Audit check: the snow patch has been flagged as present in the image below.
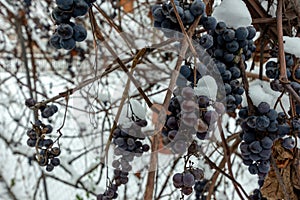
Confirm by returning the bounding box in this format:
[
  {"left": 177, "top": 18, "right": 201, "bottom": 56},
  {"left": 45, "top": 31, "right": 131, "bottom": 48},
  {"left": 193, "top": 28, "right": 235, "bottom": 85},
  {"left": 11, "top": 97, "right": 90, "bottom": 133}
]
[
  {"left": 212, "top": 0, "right": 252, "bottom": 29},
  {"left": 195, "top": 75, "right": 218, "bottom": 100},
  {"left": 283, "top": 36, "right": 300, "bottom": 58}
]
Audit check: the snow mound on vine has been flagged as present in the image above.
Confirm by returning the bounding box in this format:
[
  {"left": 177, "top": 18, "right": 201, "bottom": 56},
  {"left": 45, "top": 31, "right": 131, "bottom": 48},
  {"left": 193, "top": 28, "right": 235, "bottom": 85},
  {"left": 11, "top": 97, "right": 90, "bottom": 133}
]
[
  {"left": 245, "top": 79, "right": 289, "bottom": 113},
  {"left": 283, "top": 36, "right": 300, "bottom": 58},
  {"left": 212, "top": 0, "right": 252, "bottom": 29},
  {"left": 195, "top": 75, "right": 218, "bottom": 100}
]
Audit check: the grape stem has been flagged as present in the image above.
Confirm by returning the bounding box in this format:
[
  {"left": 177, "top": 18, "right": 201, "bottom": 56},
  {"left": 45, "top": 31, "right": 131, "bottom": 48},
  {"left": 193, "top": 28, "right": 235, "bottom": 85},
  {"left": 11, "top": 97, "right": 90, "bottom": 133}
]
[{"left": 239, "top": 55, "right": 255, "bottom": 115}]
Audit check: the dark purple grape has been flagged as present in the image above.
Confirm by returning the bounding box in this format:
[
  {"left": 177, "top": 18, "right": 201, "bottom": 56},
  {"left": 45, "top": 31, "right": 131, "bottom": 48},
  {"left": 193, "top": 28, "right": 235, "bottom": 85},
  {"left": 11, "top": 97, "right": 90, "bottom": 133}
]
[
  {"left": 249, "top": 141, "right": 262, "bottom": 154},
  {"left": 182, "top": 186, "right": 193, "bottom": 195},
  {"left": 168, "top": 130, "right": 178, "bottom": 140},
  {"left": 240, "top": 142, "right": 251, "bottom": 155},
  {"left": 246, "top": 116, "right": 257, "bottom": 128},
  {"left": 25, "top": 98, "right": 37, "bottom": 107},
  {"left": 167, "top": 116, "right": 178, "bottom": 129},
  {"left": 248, "top": 163, "right": 258, "bottom": 174},
  {"left": 142, "top": 144, "right": 150, "bottom": 152},
  {"left": 235, "top": 27, "right": 249, "bottom": 41},
  {"left": 27, "top": 138, "right": 36, "bottom": 147},
  {"left": 266, "top": 109, "right": 278, "bottom": 121},
  {"left": 180, "top": 65, "right": 192, "bottom": 78},
  {"left": 258, "top": 160, "right": 270, "bottom": 173},
  {"left": 222, "top": 29, "right": 235, "bottom": 42},
  {"left": 195, "top": 119, "right": 208, "bottom": 133},
  {"left": 114, "top": 138, "right": 125, "bottom": 146},
  {"left": 226, "top": 40, "right": 239, "bottom": 53},
  {"left": 260, "top": 136, "right": 273, "bottom": 149},
  {"left": 282, "top": 137, "right": 295, "bottom": 149},
  {"left": 46, "top": 164, "right": 54, "bottom": 172},
  {"left": 183, "top": 10, "right": 194, "bottom": 24},
  {"left": 242, "top": 131, "right": 256, "bottom": 143},
  {"left": 52, "top": 7, "right": 71, "bottom": 24},
  {"left": 229, "top": 66, "right": 241, "bottom": 79},
  {"left": 257, "top": 102, "right": 270, "bottom": 114},
  {"left": 201, "top": 16, "right": 217, "bottom": 30},
  {"left": 60, "top": 38, "right": 76, "bottom": 50},
  {"left": 153, "top": 7, "right": 165, "bottom": 22},
  {"left": 249, "top": 153, "right": 261, "bottom": 161},
  {"left": 247, "top": 26, "right": 256, "bottom": 40},
  {"left": 190, "top": 168, "right": 204, "bottom": 180},
  {"left": 277, "top": 123, "right": 290, "bottom": 137},
  {"left": 56, "top": 0, "right": 73, "bottom": 10},
  {"left": 256, "top": 116, "right": 270, "bottom": 130},
  {"left": 45, "top": 124, "right": 53, "bottom": 134},
  {"left": 183, "top": 172, "right": 195, "bottom": 187},
  {"left": 259, "top": 149, "right": 271, "bottom": 159},
  {"left": 169, "top": 6, "right": 184, "bottom": 23},
  {"left": 196, "top": 132, "right": 207, "bottom": 140},
  {"left": 199, "top": 34, "right": 213, "bottom": 49},
  {"left": 72, "top": 24, "right": 87, "bottom": 42},
  {"left": 57, "top": 24, "right": 73, "bottom": 39},
  {"left": 215, "top": 21, "right": 227, "bottom": 34},
  {"left": 243, "top": 159, "right": 253, "bottom": 166},
  {"left": 239, "top": 107, "right": 248, "bottom": 119},
  {"left": 72, "top": 0, "right": 89, "bottom": 17},
  {"left": 198, "top": 96, "right": 210, "bottom": 108},
  {"left": 51, "top": 158, "right": 60, "bottom": 166},
  {"left": 190, "top": 0, "right": 205, "bottom": 16},
  {"left": 173, "top": 173, "right": 183, "bottom": 186}
]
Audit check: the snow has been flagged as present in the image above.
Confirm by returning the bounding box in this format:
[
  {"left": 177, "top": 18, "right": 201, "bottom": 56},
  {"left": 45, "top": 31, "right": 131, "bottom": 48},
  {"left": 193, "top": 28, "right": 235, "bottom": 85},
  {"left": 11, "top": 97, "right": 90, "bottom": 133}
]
[
  {"left": 259, "top": 0, "right": 277, "bottom": 17},
  {"left": 212, "top": 0, "right": 252, "bottom": 29},
  {"left": 195, "top": 75, "right": 218, "bottom": 100},
  {"left": 245, "top": 79, "right": 289, "bottom": 112},
  {"left": 283, "top": 36, "right": 300, "bottom": 58}
]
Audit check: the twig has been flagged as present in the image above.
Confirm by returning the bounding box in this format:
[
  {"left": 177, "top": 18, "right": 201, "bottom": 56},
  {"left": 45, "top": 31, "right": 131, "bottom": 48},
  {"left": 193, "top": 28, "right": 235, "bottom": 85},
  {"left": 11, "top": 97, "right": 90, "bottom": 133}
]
[
  {"left": 217, "top": 119, "right": 247, "bottom": 200},
  {"left": 239, "top": 56, "right": 255, "bottom": 115},
  {"left": 277, "top": 0, "right": 288, "bottom": 83}
]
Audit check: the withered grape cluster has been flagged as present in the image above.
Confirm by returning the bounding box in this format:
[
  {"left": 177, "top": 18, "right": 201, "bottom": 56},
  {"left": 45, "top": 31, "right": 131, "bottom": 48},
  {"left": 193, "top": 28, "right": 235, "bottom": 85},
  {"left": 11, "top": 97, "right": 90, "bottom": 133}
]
[{"left": 25, "top": 99, "right": 60, "bottom": 172}]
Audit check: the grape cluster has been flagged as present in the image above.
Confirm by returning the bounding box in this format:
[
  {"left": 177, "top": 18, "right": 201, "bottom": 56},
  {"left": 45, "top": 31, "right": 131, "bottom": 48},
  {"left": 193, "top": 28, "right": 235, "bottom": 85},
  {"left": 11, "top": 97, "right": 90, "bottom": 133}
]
[
  {"left": 172, "top": 167, "right": 204, "bottom": 195},
  {"left": 162, "top": 86, "right": 223, "bottom": 154},
  {"left": 49, "top": 0, "right": 92, "bottom": 50},
  {"left": 25, "top": 99, "right": 60, "bottom": 172},
  {"left": 194, "top": 179, "right": 209, "bottom": 200},
  {"left": 26, "top": 120, "right": 61, "bottom": 172},
  {"left": 152, "top": 0, "right": 256, "bottom": 113},
  {"left": 152, "top": 0, "right": 206, "bottom": 37},
  {"left": 238, "top": 102, "right": 287, "bottom": 185},
  {"left": 205, "top": 22, "right": 256, "bottom": 112},
  {"left": 97, "top": 120, "right": 150, "bottom": 199}
]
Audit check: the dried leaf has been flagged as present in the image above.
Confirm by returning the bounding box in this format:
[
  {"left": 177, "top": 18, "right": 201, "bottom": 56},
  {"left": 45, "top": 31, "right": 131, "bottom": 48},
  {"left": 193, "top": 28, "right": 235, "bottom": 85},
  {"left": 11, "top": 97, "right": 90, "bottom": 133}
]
[
  {"left": 292, "top": 150, "right": 300, "bottom": 190},
  {"left": 120, "top": 0, "right": 134, "bottom": 13}
]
